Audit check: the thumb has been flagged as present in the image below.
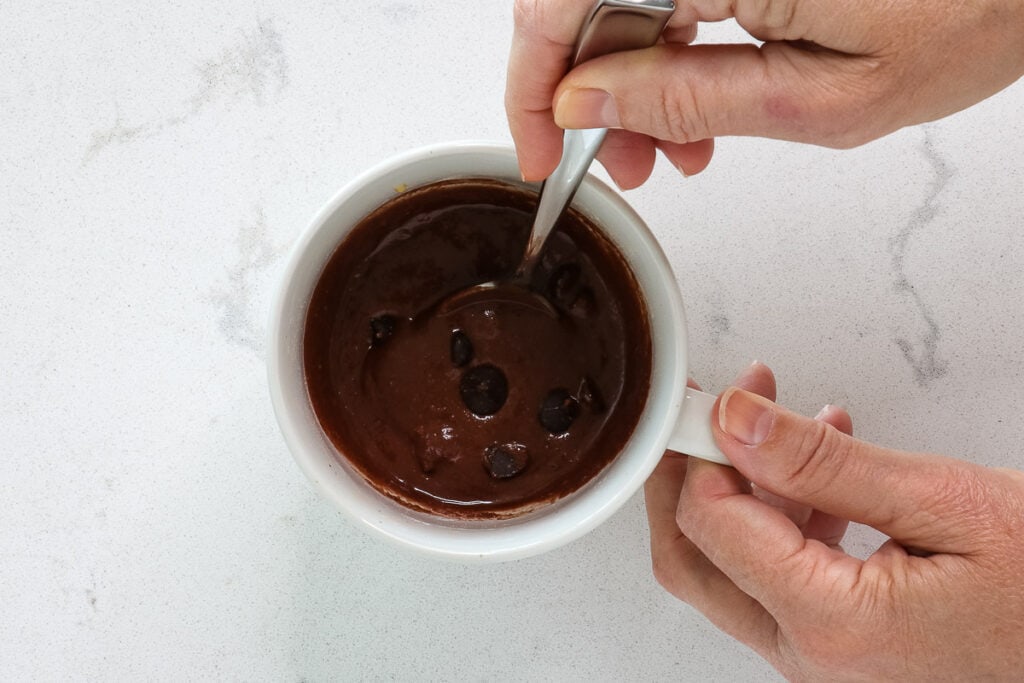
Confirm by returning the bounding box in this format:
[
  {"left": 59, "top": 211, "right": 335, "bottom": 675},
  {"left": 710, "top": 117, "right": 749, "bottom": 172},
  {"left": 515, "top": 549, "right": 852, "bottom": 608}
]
[
  {"left": 714, "top": 388, "right": 998, "bottom": 554},
  {"left": 552, "top": 43, "right": 890, "bottom": 149}
]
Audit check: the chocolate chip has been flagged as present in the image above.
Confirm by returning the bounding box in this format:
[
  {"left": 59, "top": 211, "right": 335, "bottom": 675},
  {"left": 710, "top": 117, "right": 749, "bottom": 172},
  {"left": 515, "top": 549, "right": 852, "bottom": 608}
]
[
  {"left": 369, "top": 314, "right": 397, "bottom": 347},
  {"left": 539, "top": 388, "right": 580, "bottom": 434},
  {"left": 548, "top": 262, "right": 582, "bottom": 307},
  {"left": 483, "top": 443, "right": 529, "bottom": 479},
  {"left": 450, "top": 329, "right": 474, "bottom": 367},
  {"left": 577, "top": 376, "right": 606, "bottom": 413},
  {"left": 459, "top": 364, "right": 508, "bottom": 417}
]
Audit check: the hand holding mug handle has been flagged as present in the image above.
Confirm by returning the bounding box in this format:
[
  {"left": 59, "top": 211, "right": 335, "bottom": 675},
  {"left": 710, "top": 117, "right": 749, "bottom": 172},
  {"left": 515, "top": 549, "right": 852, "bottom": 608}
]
[{"left": 647, "top": 361, "right": 1024, "bottom": 680}]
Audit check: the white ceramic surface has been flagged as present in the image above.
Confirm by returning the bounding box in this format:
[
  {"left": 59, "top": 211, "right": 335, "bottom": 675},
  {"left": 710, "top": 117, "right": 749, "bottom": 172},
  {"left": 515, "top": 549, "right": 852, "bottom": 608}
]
[{"left": 3, "top": 2, "right": 1024, "bottom": 679}]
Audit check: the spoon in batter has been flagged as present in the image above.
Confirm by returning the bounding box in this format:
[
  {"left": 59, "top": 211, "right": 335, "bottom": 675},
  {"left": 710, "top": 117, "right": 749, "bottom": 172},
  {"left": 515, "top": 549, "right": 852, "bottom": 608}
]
[{"left": 439, "top": 0, "right": 675, "bottom": 315}]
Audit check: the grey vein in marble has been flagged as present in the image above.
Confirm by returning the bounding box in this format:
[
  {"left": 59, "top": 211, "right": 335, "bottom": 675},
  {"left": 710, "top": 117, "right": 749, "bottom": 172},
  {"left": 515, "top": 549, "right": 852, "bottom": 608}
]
[
  {"left": 84, "top": 18, "right": 288, "bottom": 163},
  {"left": 696, "top": 284, "right": 732, "bottom": 348},
  {"left": 186, "top": 18, "right": 289, "bottom": 113},
  {"left": 210, "top": 205, "right": 286, "bottom": 355},
  {"left": 889, "top": 127, "right": 950, "bottom": 386},
  {"left": 82, "top": 118, "right": 155, "bottom": 164},
  {"left": 380, "top": 2, "right": 421, "bottom": 24}
]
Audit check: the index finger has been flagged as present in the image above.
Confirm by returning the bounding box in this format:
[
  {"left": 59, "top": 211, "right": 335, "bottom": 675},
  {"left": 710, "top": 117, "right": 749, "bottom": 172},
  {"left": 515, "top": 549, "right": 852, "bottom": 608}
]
[
  {"left": 506, "top": 1, "right": 593, "bottom": 181},
  {"left": 678, "top": 455, "right": 863, "bottom": 620}
]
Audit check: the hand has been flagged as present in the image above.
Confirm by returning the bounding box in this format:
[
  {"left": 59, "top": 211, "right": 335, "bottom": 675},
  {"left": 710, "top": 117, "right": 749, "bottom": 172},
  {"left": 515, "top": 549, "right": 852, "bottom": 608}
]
[
  {"left": 507, "top": 0, "right": 1024, "bottom": 187},
  {"left": 645, "top": 362, "right": 1024, "bottom": 680}
]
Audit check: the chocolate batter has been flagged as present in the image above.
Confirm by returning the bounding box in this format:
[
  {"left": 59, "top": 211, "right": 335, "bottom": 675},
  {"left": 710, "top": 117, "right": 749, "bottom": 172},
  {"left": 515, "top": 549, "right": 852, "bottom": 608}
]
[{"left": 304, "top": 179, "right": 651, "bottom": 518}]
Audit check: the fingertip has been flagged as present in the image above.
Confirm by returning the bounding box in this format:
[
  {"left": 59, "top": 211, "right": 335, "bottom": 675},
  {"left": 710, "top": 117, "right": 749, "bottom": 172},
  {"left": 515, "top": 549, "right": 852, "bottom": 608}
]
[
  {"left": 605, "top": 167, "right": 651, "bottom": 191},
  {"left": 595, "top": 130, "right": 656, "bottom": 190},
  {"left": 657, "top": 138, "right": 715, "bottom": 177},
  {"left": 730, "top": 360, "right": 777, "bottom": 401},
  {"left": 519, "top": 164, "right": 552, "bottom": 184},
  {"left": 512, "top": 135, "right": 562, "bottom": 183},
  {"left": 661, "top": 23, "right": 698, "bottom": 45},
  {"left": 815, "top": 404, "right": 853, "bottom": 435}
]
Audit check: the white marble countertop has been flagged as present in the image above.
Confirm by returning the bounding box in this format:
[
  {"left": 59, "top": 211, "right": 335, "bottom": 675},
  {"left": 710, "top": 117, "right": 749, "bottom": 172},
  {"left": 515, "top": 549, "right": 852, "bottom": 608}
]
[{"left": 3, "top": 2, "right": 1023, "bottom": 680}]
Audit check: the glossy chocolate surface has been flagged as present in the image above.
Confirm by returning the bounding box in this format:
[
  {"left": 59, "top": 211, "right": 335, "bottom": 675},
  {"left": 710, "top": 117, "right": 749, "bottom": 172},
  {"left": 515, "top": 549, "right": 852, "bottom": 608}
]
[{"left": 304, "top": 179, "right": 651, "bottom": 518}]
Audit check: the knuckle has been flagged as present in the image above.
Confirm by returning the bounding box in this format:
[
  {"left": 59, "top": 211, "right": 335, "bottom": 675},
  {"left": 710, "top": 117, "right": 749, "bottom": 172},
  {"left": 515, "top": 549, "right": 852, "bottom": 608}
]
[
  {"left": 784, "top": 588, "right": 899, "bottom": 677},
  {"left": 777, "top": 0, "right": 800, "bottom": 33},
  {"left": 649, "top": 539, "right": 703, "bottom": 601},
  {"left": 511, "top": 0, "right": 540, "bottom": 29},
  {"left": 925, "top": 465, "right": 989, "bottom": 516},
  {"left": 738, "top": 0, "right": 799, "bottom": 34},
  {"left": 650, "top": 550, "right": 679, "bottom": 594},
  {"left": 674, "top": 499, "right": 695, "bottom": 536},
  {"left": 915, "top": 464, "right": 1007, "bottom": 542},
  {"left": 774, "top": 561, "right": 916, "bottom": 679},
  {"left": 810, "top": 62, "right": 895, "bottom": 148},
  {"left": 674, "top": 474, "right": 711, "bottom": 537},
  {"left": 511, "top": 0, "right": 562, "bottom": 42},
  {"left": 652, "top": 80, "right": 709, "bottom": 143},
  {"left": 762, "top": 47, "right": 895, "bottom": 149},
  {"left": 996, "top": 469, "right": 1024, "bottom": 532},
  {"left": 784, "top": 420, "right": 851, "bottom": 498}
]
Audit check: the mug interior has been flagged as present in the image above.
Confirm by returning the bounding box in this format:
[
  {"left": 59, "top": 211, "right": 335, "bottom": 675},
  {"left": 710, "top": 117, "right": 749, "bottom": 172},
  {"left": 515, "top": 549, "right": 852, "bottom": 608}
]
[{"left": 267, "top": 141, "right": 689, "bottom": 561}]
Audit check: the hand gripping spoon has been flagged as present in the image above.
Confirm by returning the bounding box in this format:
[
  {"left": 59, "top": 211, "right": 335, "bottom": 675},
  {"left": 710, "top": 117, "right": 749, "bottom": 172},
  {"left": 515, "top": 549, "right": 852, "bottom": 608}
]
[
  {"left": 436, "top": 0, "right": 675, "bottom": 317},
  {"left": 518, "top": 0, "right": 676, "bottom": 277}
]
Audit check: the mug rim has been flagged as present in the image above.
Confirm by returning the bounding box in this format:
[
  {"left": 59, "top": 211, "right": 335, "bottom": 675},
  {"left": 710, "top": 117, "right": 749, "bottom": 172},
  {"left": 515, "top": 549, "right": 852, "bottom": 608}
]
[{"left": 267, "top": 140, "right": 689, "bottom": 561}]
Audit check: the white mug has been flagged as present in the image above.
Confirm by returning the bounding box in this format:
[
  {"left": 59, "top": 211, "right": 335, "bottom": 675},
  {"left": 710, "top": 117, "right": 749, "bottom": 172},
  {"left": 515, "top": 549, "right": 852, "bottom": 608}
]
[{"left": 267, "top": 141, "right": 727, "bottom": 562}]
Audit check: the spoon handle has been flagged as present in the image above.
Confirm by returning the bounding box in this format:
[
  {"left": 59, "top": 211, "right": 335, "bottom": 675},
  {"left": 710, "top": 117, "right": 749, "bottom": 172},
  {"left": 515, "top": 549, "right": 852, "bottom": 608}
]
[
  {"left": 520, "top": 128, "right": 608, "bottom": 268},
  {"left": 519, "top": 0, "right": 675, "bottom": 271}
]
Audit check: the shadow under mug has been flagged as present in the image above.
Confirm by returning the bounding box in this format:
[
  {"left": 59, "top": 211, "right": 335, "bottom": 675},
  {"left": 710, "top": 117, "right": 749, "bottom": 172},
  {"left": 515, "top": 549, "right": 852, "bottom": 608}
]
[{"left": 267, "top": 141, "right": 728, "bottom": 562}]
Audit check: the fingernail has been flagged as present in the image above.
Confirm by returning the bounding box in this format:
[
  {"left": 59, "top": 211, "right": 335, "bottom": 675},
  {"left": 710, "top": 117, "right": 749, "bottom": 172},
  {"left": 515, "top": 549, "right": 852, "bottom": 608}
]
[
  {"left": 814, "top": 404, "right": 833, "bottom": 420},
  {"left": 718, "top": 388, "right": 774, "bottom": 446},
  {"left": 554, "top": 88, "right": 620, "bottom": 129}
]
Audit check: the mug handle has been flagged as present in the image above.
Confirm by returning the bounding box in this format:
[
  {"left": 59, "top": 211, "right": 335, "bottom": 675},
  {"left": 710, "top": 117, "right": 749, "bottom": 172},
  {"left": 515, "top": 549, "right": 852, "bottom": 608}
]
[{"left": 667, "top": 387, "right": 731, "bottom": 465}]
